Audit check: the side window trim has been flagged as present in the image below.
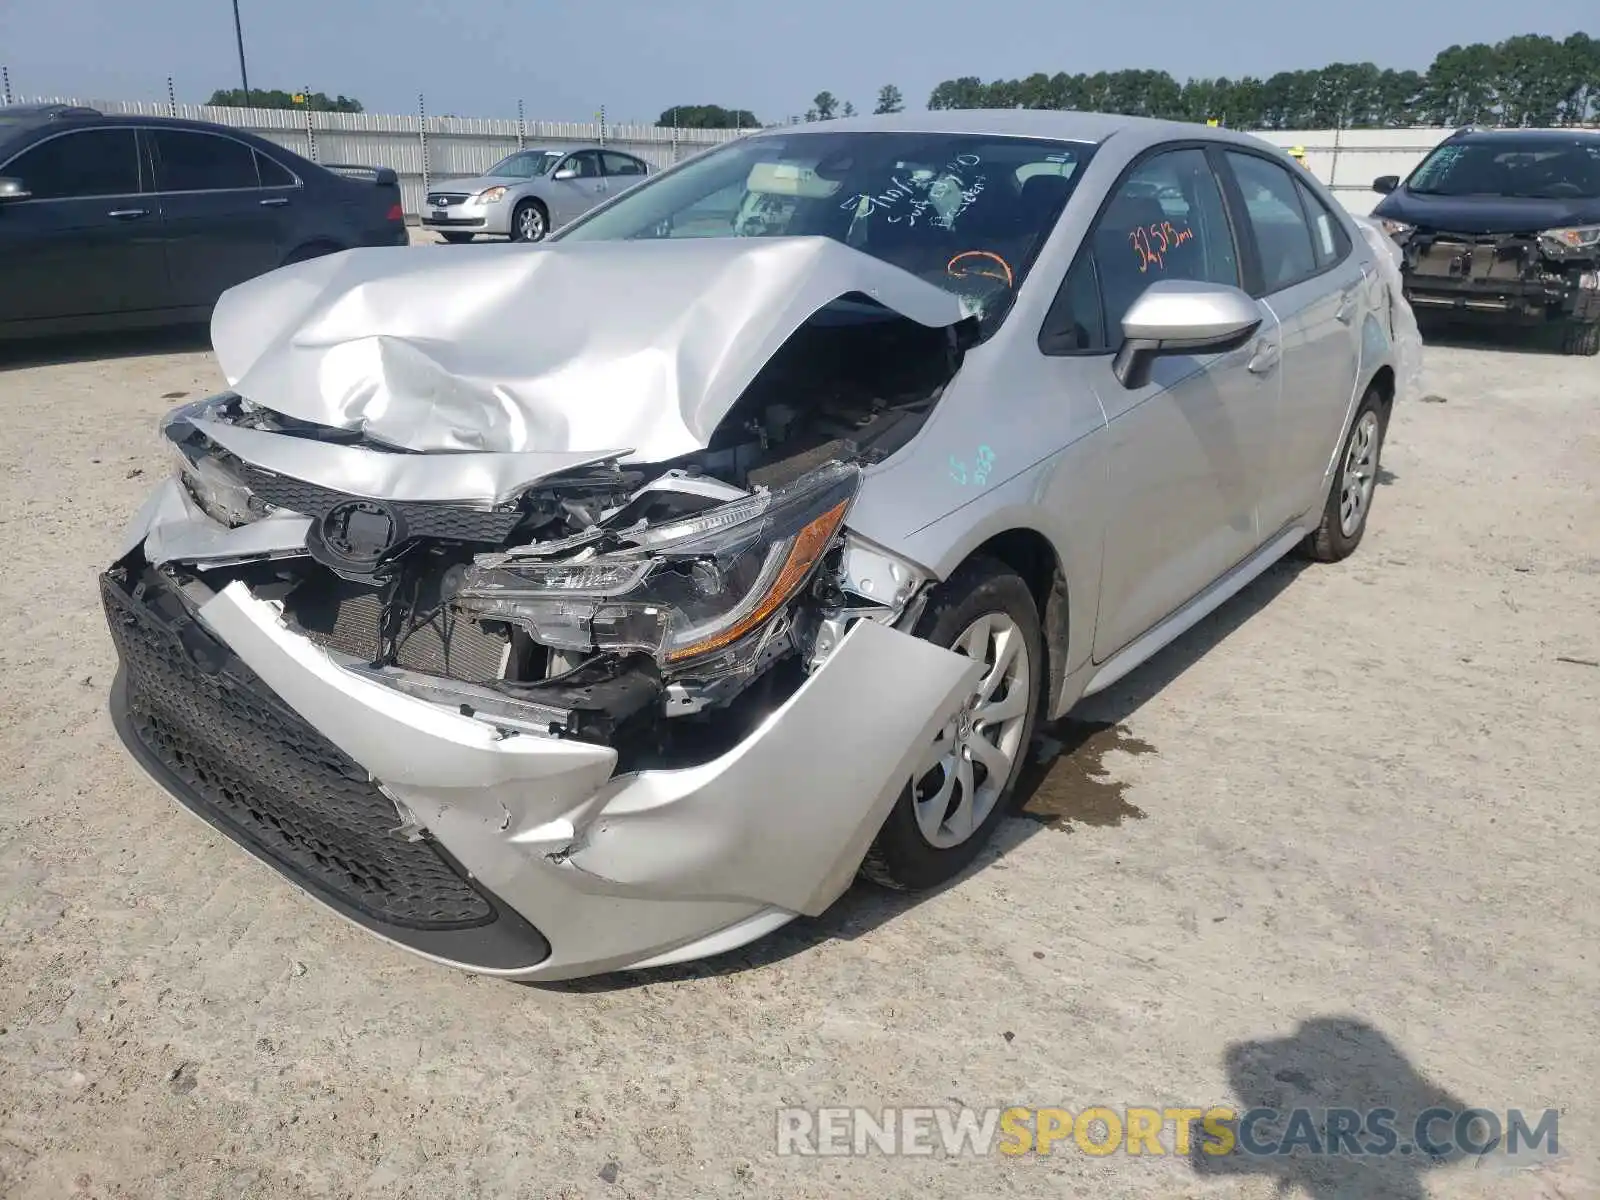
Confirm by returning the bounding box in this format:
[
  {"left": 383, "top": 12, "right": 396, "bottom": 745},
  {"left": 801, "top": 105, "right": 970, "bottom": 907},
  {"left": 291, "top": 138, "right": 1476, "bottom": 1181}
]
[
  {"left": 0, "top": 126, "right": 147, "bottom": 200},
  {"left": 1038, "top": 139, "right": 1245, "bottom": 358},
  {"left": 1215, "top": 147, "right": 1345, "bottom": 295},
  {"left": 144, "top": 126, "right": 284, "bottom": 195}
]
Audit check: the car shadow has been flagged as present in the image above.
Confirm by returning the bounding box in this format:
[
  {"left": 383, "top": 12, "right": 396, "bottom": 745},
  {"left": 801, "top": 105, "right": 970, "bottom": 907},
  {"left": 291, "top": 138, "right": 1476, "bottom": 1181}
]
[
  {"left": 538, "top": 556, "right": 1312, "bottom": 993},
  {"left": 0, "top": 324, "right": 213, "bottom": 372},
  {"left": 1185, "top": 1015, "right": 1564, "bottom": 1198},
  {"left": 1417, "top": 321, "right": 1566, "bottom": 357}
]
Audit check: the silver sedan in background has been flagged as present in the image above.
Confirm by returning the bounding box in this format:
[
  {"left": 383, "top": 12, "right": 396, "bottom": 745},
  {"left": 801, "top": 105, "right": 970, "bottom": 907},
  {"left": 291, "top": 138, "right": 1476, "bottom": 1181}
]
[{"left": 421, "top": 144, "right": 652, "bottom": 243}]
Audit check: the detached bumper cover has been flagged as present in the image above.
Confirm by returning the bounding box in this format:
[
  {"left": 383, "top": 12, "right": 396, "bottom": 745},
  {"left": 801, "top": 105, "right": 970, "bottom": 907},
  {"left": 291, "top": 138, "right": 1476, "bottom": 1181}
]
[
  {"left": 1401, "top": 234, "right": 1600, "bottom": 322},
  {"left": 103, "top": 563, "right": 977, "bottom": 979}
]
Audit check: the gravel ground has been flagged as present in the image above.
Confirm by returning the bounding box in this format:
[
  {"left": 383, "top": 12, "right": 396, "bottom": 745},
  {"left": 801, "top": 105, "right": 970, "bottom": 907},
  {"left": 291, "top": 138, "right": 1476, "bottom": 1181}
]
[{"left": 0, "top": 317, "right": 1596, "bottom": 1199}]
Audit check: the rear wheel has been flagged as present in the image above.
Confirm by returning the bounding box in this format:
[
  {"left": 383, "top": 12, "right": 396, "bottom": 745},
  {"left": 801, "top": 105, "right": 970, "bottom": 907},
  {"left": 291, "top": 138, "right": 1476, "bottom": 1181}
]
[
  {"left": 440, "top": 232, "right": 475, "bottom": 245},
  {"left": 1561, "top": 321, "right": 1600, "bottom": 357},
  {"left": 511, "top": 200, "right": 548, "bottom": 243},
  {"left": 860, "top": 558, "right": 1043, "bottom": 891},
  {"left": 1302, "top": 387, "right": 1387, "bottom": 563}
]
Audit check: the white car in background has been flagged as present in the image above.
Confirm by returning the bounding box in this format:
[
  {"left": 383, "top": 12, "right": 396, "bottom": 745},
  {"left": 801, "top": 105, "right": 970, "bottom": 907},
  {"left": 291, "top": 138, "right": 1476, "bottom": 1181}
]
[{"left": 421, "top": 145, "right": 652, "bottom": 243}]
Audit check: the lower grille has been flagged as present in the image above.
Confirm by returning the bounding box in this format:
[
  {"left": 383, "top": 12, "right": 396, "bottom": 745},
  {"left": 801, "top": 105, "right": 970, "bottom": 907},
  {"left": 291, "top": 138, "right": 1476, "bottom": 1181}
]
[{"left": 101, "top": 571, "right": 494, "bottom": 930}]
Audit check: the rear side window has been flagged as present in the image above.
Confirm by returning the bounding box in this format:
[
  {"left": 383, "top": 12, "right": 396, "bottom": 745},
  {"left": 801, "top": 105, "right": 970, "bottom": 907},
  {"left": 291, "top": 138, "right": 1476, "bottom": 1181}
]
[
  {"left": 152, "top": 129, "right": 259, "bottom": 192},
  {"left": 1225, "top": 152, "right": 1318, "bottom": 292},
  {"left": 602, "top": 152, "right": 645, "bottom": 177},
  {"left": 1295, "top": 177, "right": 1351, "bottom": 269},
  {"left": 5, "top": 129, "right": 141, "bottom": 199},
  {"left": 255, "top": 150, "right": 297, "bottom": 187}
]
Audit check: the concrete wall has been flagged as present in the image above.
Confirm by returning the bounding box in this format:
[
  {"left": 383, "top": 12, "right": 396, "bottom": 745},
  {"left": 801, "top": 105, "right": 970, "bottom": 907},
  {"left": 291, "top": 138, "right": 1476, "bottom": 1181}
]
[{"left": 15, "top": 98, "right": 1449, "bottom": 218}]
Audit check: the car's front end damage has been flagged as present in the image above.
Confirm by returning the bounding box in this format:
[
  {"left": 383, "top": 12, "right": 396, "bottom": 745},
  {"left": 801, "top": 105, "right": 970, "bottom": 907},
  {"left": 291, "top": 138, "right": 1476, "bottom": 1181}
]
[
  {"left": 1388, "top": 223, "right": 1600, "bottom": 326},
  {"left": 102, "top": 237, "right": 988, "bottom": 978}
]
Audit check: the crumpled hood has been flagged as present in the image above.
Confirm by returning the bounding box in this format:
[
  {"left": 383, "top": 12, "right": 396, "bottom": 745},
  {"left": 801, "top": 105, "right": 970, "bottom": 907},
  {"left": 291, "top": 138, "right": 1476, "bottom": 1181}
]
[{"left": 211, "top": 237, "right": 969, "bottom": 459}]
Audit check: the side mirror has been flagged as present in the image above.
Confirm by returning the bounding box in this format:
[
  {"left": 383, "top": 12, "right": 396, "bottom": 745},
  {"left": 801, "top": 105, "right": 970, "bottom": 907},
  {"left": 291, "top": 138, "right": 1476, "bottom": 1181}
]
[
  {"left": 1372, "top": 175, "right": 1399, "bottom": 195},
  {"left": 552, "top": 167, "right": 577, "bottom": 181},
  {"left": 1112, "top": 280, "right": 1262, "bottom": 389},
  {"left": 0, "top": 177, "right": 32, "bottom": 203}
]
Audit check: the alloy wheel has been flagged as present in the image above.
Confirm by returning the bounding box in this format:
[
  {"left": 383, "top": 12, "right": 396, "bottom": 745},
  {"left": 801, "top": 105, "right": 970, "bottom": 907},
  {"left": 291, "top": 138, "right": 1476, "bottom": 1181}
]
[
  {"left": 1339, "top": 410, "right": 1380, "bottom": 538},
  {"left": 911, "top": 612, "right": 1032, "bottom": 849}
]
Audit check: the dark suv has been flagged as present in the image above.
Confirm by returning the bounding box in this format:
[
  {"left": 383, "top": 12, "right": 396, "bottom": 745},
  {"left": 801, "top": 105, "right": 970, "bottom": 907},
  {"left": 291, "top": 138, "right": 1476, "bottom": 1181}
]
[
  {"left": 1370, "top": 127, "right": 1600, "bottom": 356},
  {"left": 0, "top": 104, "right": 408, "bottom": 339}
]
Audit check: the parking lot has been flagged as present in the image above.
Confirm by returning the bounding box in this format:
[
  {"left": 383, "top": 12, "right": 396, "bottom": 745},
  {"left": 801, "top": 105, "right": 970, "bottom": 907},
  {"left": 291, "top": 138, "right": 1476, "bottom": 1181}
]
[{"left": 0, "top": 310, "right": 1596, "bottom": 1198}]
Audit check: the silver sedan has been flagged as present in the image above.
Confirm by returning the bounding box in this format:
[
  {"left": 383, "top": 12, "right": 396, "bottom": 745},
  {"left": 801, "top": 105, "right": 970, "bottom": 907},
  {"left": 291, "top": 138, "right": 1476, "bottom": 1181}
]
[
  {"left": 420, "top": 144, "right": 652, "bottom": 243},
  {"left": 103, "top": 111, "right": 1420, "bottom": 980}
]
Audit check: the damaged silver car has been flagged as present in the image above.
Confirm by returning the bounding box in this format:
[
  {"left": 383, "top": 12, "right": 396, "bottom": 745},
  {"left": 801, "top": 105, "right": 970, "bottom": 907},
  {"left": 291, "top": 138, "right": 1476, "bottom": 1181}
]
[{"left": 102, "top": 112, "right": 1420, "bottom": 979}]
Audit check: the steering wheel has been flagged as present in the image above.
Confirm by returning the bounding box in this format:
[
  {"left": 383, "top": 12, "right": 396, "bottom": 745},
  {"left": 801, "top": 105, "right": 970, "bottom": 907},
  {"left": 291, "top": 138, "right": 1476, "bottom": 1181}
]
[{"left": 947, "top": 250, "right": 1015, "bottom": 288}]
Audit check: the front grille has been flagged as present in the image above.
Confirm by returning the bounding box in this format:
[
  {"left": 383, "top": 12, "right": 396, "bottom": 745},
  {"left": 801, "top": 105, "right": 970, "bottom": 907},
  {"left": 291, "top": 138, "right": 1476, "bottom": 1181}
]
[
  {"left": 245, "top": 468, "right": 525, "bottom": 544},
  {"left": 102, "top": 571, "right": 495, "bottom": 930},
  {"left": 427, "top": 192, "right": 469, "bottom": 206}
]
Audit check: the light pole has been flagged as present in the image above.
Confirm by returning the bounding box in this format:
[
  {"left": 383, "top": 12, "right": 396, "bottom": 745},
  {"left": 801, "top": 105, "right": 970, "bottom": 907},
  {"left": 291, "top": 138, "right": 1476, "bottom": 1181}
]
[{"left": 230, "top": 0, "right": 252, "bottom": 106}]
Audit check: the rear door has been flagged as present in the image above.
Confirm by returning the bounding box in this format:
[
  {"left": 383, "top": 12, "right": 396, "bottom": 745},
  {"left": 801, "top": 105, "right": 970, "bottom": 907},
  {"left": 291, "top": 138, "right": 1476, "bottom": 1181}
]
[
  {"left": 1218, "top": 150, "right": 1366, "bottom": 532},
  {"left": 547, "top": 150, "right": 607, "bottom": 226},
  {"left": 149, "top": 127, "right": 293, "bottom": 307},
  {"left": 0, "top": 126, "right": 168, "bottom": 322}
]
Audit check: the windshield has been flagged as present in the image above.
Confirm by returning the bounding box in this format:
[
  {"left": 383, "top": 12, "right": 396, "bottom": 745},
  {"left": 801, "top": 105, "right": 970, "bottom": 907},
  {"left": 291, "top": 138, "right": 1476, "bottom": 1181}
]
[
  {"left": 487, "top": 150, "right": 561, "bottom": 179},
  {"left": 554, "top": 132, "right": 1095, "bottom": 332},
  {"left": 1407, "top": 138, "right": 1600, "bottom": 199}
]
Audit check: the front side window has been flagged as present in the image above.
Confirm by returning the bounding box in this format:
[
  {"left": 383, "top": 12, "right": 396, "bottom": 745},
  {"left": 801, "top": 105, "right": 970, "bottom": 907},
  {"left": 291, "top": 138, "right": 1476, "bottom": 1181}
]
[
  {"left": 487, "top": 150, "right": 560, "bottom": 179},
  {"left": 5, "top": 129, "right": 141, "bottom": 199},
  {"left": 1065, "top": 147, "right": 1239, "bottom": 349},
  {"left": 152, "top": 130, "right": 258, "bottom": 192},
  {"left": 1406, "top": 138, "right": 1600, "bottom": 200},
  {"left": 559, "top": 151, "right": 602, "bottom": 179},
  {"left": 556, "top": 132, "right": 1096, "bottom": 333},
  {"left": 1225, "top": 151, "right": 1317, "bottom": 292}
]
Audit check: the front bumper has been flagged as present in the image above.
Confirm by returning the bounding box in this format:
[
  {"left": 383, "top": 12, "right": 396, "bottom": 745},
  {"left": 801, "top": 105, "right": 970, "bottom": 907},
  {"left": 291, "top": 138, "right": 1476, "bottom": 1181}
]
[
  {"left": 1400, "top": 236, "right": 1600, "bottom": 324},
  {"left": 420, "top": 197, "right": 507, "bottom": 236},
  {"left": 103, "top": 510, "right": 977, "bottom": 979}
]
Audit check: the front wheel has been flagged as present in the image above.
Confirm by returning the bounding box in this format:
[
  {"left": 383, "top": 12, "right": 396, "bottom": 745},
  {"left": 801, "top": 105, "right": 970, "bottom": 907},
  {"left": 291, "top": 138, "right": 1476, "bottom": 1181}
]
[
  {"left": 1560, "top": 321, "right": 1600, "bottom": 357},
  {"left": 511, "top": 200, "right": 548, "bottom": 243},
  {"left": 1301, "top": 387, "right": 1388, "bottom": 563},
  {"left": 860, "top": 558, "right": 1043, "bottom": 891}
]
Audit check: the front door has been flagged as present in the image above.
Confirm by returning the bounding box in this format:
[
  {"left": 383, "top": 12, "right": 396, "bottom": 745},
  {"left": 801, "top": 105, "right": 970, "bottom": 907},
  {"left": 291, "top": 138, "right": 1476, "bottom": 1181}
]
[
  {"left": 547, "top": 150, "right": 607, "bottom": 226},
  {"left": 148, "top": 127, "right": 293, "bottom": 307},
  {"left": 1039, "top": 145, "right": 1281, "bottom": 662},
  {"left": 0, "top": 127, "right": 169, "bottom": 323}
]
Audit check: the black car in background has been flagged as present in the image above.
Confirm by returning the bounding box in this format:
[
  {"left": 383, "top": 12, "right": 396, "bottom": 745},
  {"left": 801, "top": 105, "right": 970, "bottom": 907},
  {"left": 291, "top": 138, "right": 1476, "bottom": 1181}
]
[
  {"left": 0, "top": 104, "right": 408, "bottom": 339},
  {"left": 1370, "top": 127, "right": 1600, "bottom": 355}
]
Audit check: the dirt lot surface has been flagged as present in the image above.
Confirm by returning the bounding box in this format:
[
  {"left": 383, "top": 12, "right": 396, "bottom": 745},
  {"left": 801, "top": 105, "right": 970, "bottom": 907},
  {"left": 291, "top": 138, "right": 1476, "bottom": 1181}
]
[{"left": 0, "top": 318, "right": 1596, "bottom": 1199}]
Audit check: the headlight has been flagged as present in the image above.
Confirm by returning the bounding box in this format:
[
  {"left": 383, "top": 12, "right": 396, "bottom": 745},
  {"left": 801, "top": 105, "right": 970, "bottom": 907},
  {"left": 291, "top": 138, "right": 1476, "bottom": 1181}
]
[
  {"left": 456, "top": 462, "right": 861, "bottom": 673},
  {"left": 1377, "top": 217, "right": 1414, "bottom": 240},
  {"left": 159, "top": 398, "right": 271, "bottom": 528},
  {"left": 1538, "top": 225, "right": 1600, "bottom": 257},
  {"left": 477, "top": 185, "right": 509, "bottom": 204}
]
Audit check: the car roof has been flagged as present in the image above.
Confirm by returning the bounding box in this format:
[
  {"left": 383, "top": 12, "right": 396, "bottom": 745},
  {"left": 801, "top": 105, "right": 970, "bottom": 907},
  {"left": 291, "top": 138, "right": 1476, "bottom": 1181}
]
[
  {"left": 1449, "top": 127, "right": 1600, "bottom": 144},
  {"left": 748, "top": 108, "right": 1271, "bottom": 152}
]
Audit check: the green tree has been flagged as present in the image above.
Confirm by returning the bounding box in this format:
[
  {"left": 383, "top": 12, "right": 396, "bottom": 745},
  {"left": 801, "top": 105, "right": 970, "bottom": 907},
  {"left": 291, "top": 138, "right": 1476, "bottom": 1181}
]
[
  {"left": 812, "top": 91, "right": 839, "bottom": 120},
  {"left": 657, "top": 104, "right": 759, "bottom": 129},
  {"left": 841, "top": 101, "right": 856, "bottom": 118},
  {"left": 873, "top": 84, "right": 904, "bottom": 114},
  {"left": 206, "top": 88, "right": 362, "bottom": 112}
]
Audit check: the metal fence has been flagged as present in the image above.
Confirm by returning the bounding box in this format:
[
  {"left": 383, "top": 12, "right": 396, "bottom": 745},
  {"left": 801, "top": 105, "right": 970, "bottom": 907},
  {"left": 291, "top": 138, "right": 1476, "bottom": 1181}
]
[
  {"left": 4, "top": 87, "right": 1451, "bottom": 218},
  {"left": 4, "top": 93, "right": 748, "bottom": 217}
]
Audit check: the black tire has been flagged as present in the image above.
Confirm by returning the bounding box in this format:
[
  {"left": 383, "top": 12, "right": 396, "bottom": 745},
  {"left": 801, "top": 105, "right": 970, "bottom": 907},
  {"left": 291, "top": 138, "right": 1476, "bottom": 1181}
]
[
  {"left": 440, "top": 232, "right": 475, "bottom": 245},
  {"left": 1561, "top": 321, "right": 1600, "bottom": 357},
  {"left": 859, "top": 557, "right": 1044, "bottom": 892},
  {"left": 510, "top": 200, "right": 548, "bottom": 243},
  {"left": 1301, "top": 387, "right": 1388, "bottom": 563}
]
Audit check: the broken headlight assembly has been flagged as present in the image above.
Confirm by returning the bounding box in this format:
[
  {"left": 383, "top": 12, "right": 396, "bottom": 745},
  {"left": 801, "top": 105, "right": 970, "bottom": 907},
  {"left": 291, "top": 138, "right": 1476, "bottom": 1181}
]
[
  {"left": 455, "top": 461, "right": 861, "bottom": 675},
  {"left": 1538, "top": 225, "right": 1600, "bottom": 259},
  {"left": 1376, "top": 217, "right": 1415, "bottom": 241},
  {"left": 159, "top": 398, "right": 273, "bottom": 529}
]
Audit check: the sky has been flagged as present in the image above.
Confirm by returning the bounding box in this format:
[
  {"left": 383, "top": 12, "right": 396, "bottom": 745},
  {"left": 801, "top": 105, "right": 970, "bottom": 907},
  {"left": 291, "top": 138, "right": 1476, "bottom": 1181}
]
[{"left": 2, "top": 0, "right": 1594, "bottom": 124}]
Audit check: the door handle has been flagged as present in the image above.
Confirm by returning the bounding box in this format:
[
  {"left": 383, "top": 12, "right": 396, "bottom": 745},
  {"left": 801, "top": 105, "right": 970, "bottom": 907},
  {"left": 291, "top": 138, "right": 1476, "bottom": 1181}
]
[
  {"left": 1247, "top": 340, "right": 1280, "bottom": 375},
  {"left": 106, "top": 208, "right": 148, "bottom": 219},
  {"left": 259, "top": 196, "right": 290, "bottom": 207}
]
